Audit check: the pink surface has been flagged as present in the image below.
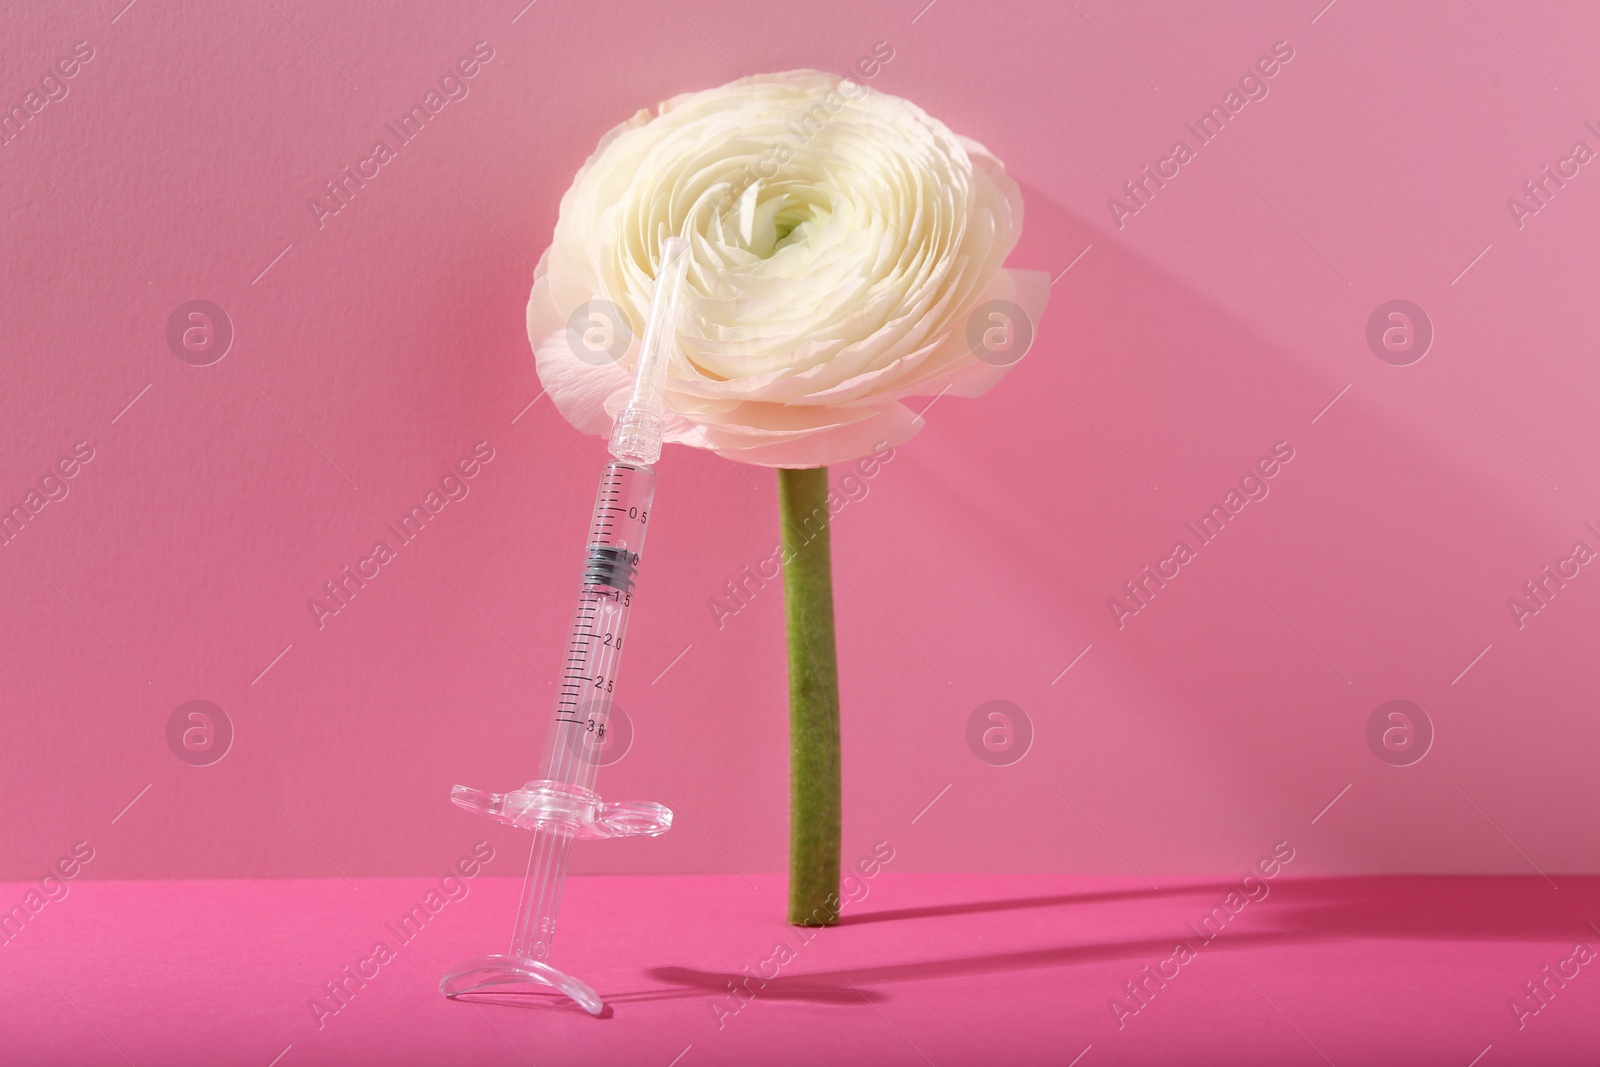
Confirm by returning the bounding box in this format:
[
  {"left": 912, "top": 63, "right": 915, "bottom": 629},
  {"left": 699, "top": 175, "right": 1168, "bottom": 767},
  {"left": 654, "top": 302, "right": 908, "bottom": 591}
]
[
  {"left": 5, "top": 0, "right": 1600, "bottom": 883},
  {"left": 4, "top": 873, "right": 1599, "bottom": 1065}
]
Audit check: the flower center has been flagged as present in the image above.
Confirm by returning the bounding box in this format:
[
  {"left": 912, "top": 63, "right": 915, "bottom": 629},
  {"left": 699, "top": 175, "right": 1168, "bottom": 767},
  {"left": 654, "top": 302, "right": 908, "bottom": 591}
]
[{"left": 726, "top": 178, "right": 827, "bottom": 259}]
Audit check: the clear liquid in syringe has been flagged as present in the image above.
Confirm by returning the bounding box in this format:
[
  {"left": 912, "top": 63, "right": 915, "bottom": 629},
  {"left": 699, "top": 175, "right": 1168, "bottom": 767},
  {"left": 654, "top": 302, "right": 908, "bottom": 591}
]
[{"left": 544, "top": 460, "right": 656, "bottom": 787}]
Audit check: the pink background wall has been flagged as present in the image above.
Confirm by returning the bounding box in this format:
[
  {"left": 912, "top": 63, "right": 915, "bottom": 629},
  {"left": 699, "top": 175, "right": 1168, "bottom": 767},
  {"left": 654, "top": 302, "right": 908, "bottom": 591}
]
[{"left": 4, "top": 0, "right": 1599, "bottom": 881}]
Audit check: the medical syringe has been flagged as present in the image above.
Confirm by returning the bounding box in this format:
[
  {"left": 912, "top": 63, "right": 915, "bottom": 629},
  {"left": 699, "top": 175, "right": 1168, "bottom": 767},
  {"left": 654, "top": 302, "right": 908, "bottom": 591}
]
[{"left": 440, "top": 237, "right": 691, "bottom": 1015}]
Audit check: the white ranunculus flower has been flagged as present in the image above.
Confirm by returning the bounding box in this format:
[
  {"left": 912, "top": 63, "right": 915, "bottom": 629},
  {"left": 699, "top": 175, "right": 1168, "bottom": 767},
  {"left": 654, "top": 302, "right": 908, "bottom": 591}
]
[{"left": 527, "top": 69, "right": 1048, "bottom": 468}]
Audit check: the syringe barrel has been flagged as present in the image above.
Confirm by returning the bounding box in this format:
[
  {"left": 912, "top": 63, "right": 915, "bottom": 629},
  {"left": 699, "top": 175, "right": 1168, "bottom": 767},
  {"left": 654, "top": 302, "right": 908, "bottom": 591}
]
[{"left": 538, "top": 459, "right": 656, "bottom": 791}]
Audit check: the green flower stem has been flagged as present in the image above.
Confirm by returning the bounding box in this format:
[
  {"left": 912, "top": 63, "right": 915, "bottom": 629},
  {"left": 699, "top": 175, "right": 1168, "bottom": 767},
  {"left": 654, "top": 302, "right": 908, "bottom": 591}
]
[{"left": 778, "top": 466, "right": 841, "bottom": 926}]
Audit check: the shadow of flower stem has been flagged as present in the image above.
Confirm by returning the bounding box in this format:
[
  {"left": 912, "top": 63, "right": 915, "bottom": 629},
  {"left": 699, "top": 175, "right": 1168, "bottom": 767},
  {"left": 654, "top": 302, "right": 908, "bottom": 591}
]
[{"left": 779, "top": 466, "right": 841, "bottom": 926}]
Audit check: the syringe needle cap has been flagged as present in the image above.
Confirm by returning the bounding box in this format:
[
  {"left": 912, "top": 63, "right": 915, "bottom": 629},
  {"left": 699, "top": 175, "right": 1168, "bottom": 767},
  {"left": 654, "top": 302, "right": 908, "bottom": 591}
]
[{"left": 609, "top": 236, "right": 690, "bottom": 464}]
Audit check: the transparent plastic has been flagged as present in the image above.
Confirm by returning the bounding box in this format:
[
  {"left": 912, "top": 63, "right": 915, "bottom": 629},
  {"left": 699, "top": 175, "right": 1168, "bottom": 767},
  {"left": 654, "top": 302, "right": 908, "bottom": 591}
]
[
  {"left": 440, "top": 237, "right": 691, "bottom": 1015},
  {"left": 607, "top": 237, "right": 689, "bottom": 465}
]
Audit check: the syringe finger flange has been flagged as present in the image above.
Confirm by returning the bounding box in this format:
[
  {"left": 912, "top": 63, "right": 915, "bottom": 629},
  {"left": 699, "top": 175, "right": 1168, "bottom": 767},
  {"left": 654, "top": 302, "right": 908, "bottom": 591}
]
[{"left": 449, "top": 781, "right": 672, "bottom": 839}]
